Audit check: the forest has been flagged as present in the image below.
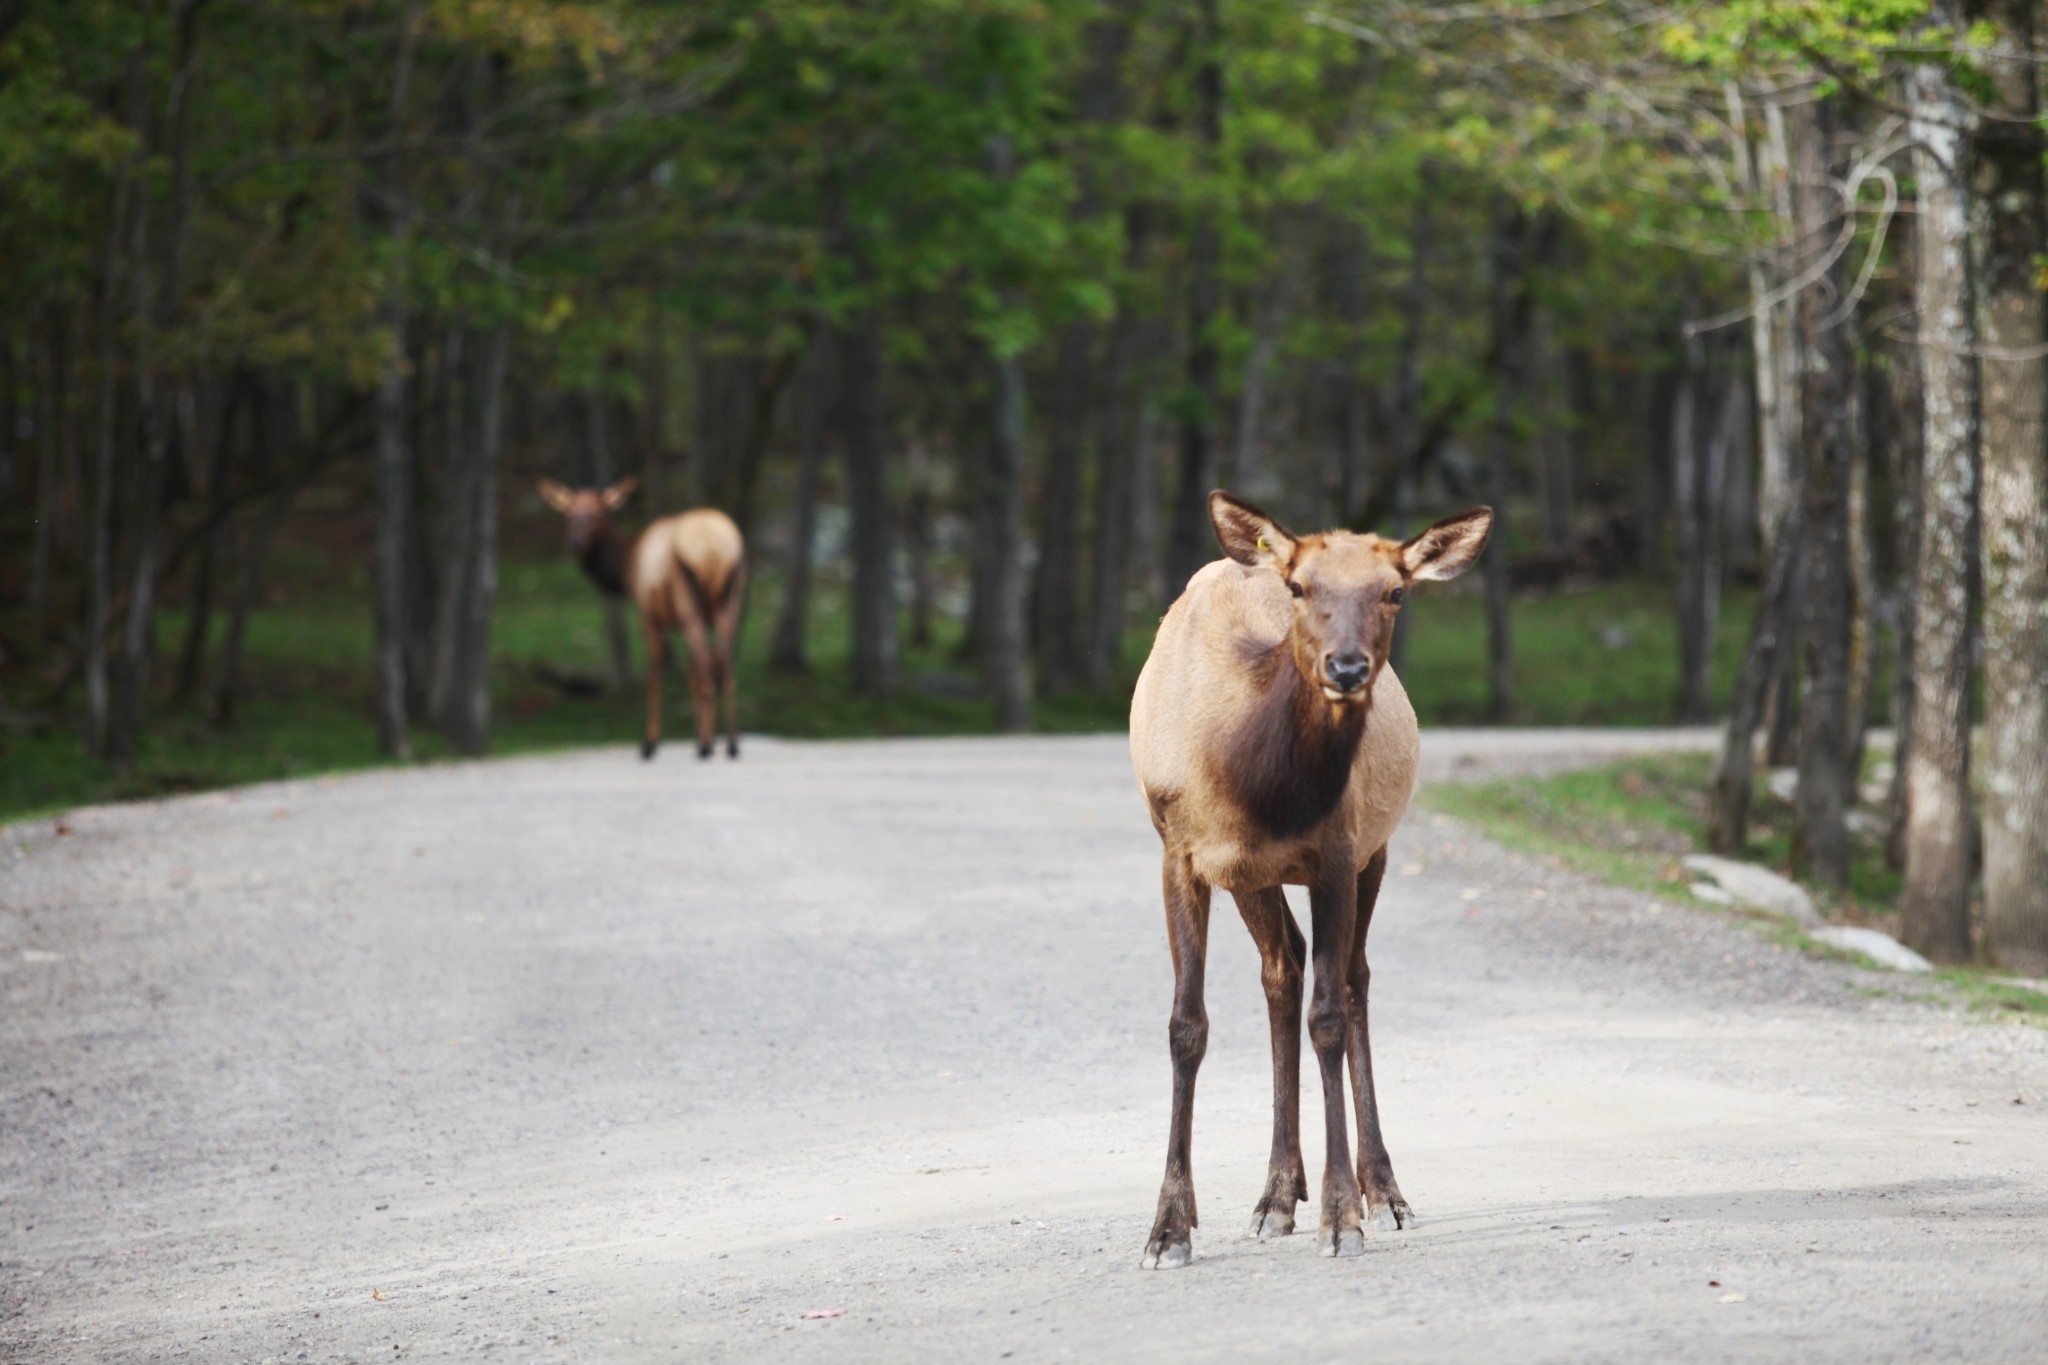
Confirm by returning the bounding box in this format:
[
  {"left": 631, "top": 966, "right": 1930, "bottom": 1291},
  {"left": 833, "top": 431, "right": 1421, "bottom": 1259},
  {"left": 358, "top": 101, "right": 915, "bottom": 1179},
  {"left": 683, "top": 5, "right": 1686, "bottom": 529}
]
[{"left": 0, "top": 0, "right": 2044, "bottom": 973}]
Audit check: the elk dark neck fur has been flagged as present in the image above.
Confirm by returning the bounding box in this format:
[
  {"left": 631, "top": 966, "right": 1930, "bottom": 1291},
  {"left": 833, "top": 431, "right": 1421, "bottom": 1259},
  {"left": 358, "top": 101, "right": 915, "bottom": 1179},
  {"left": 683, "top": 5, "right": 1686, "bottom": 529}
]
[
  {"left": 1219, "top": 643, "right": 1369, "bottom": 840},
  {"left": 577, "top": 523, "right": 633, "bottom": 599}
]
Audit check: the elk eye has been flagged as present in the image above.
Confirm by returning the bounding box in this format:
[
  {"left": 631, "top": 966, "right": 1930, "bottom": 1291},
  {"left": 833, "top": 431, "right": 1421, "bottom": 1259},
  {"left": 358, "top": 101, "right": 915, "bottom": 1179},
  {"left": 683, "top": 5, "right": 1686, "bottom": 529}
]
[
  {"left": 1388, "top": 587, "right": 1406, "bottom": 606},
  {"left": 1287, "top": 579, "right": 1305, "bottom": 599}
]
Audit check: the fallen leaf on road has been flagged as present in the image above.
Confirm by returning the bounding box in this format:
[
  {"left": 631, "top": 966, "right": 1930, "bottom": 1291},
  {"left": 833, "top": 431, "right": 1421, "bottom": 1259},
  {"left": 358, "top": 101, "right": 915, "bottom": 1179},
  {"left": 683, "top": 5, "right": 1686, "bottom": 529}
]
[
  {"left": 1717, "top": 1293, "right": 1746, "bottom": 1304},
  {"left": 53, "top": 821, "right": 71, "bottom": 836},
  {"left": 800, "top": 1308, "right": 845, "bottom": 1320},
  {"left": 1707, "top": 1280, "right": 1720, "bottom": 1287},
  {"left": 821, "top": 1214, "right": 845, "bottom": 1222},
  {"left": 372, "top": 1289, "right": 388, "bottom": 1301}
]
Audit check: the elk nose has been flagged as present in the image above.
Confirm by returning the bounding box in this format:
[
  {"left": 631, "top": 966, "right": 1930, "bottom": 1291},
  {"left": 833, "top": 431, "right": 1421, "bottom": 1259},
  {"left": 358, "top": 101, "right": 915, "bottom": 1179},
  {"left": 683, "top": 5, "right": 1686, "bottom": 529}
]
[{"left": 1325, "top": 652, "right": 1372, "bottom": 693}]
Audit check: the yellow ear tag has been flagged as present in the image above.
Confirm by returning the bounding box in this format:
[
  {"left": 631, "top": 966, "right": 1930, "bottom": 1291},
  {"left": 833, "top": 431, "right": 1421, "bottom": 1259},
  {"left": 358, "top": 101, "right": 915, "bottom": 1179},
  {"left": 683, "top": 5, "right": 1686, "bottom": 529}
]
[{"left": 1256, "top": 536, "right": 1269, "bottom": 553}]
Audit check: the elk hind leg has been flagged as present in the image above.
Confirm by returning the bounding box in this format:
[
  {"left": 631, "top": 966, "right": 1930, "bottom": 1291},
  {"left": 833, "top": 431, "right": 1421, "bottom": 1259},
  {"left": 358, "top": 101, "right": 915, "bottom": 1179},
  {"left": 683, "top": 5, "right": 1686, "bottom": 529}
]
[
  {"left": 1236, "top": 886, "right": 1307, "bottom": 1238},
  {"left": 1346, "top": 846, "right": 1415, "bottom": 1229},
  {"left": 639, "top": 616, "right": 664, "bottom": 760},
  {"left": 1308, "top": 863, "right": 1365, "bottom": 1256},
  {"left": 1144, "top": 854, "right": 1211, "bottom": 1269},
  {"left": 715, "top": 566, "right": 745, "bottom": 758},
  {"left": 668, "top": 579, "right": 718, "bottom": 759}
]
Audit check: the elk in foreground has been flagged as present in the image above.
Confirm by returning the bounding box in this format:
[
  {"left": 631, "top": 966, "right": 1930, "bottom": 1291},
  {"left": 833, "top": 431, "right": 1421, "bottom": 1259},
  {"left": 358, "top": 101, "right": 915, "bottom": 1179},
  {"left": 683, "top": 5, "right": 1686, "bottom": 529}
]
[
  {"left": 1128, "top": 490, "right": 1492, "bottom": 1267},
  {"left": 538, "top": 478, "right": 747, "bottom": 760}
]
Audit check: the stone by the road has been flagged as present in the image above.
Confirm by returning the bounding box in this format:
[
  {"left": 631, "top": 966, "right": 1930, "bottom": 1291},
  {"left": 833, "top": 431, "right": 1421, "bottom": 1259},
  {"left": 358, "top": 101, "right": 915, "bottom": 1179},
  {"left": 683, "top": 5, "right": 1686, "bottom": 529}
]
[{"left": 1680, "top": 852, "right": 1824, "bottom": 929}]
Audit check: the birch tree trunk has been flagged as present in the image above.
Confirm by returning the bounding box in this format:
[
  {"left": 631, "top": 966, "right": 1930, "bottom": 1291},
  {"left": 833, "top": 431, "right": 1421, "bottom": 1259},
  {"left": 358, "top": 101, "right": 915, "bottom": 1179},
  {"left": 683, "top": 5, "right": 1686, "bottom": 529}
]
[
  {"left": 1899, "top": 42, "right": 1979, "bottom": 962},
  {"left": 1884, "top": 322, "right": 1926, "bottom": 870},
  {"left": 1969, "top": 0, "right": 2048, "bottom": 974}
]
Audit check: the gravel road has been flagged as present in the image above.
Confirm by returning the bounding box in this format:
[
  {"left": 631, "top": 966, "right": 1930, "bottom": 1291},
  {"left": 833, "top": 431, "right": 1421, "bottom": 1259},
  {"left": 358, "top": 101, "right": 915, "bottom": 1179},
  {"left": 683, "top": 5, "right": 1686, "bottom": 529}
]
[{"left": 3, "top": 731, "right": 2043, "bottom": 1364}]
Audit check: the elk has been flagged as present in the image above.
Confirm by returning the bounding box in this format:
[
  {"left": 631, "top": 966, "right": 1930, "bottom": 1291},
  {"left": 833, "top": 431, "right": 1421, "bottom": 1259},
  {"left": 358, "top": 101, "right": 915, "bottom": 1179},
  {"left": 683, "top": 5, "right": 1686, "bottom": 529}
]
[
  {"left": 537, "top": 478, "right": 747, "bottom": 761},
  {"left": 1128, "top": 490, "right": 1492, "bottom": 1267}
]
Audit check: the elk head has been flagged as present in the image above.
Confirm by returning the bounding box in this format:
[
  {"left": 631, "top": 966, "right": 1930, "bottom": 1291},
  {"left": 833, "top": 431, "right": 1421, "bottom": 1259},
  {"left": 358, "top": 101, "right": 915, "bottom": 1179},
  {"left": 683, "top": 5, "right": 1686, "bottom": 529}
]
[
  {"left": 1209, "top": 490, "right": 1493, "bottom": 706},
  {"left": 537, "top": 477, "right": 637, "bottom": 553}
]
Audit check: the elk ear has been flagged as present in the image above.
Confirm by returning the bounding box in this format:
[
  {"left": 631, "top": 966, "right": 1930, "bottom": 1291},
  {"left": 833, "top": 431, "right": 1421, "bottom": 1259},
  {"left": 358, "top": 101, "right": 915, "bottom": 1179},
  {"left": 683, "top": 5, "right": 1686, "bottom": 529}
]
[
  {"left": 537, "top": 479, "right": 574, "bottom": 513},
  {"left": 601, "top": 477, "right": 638, "bottom": 511},
  {"left": 1401, "top": 507, "right": 1493, "bottom": 582},
  {"left": 1209, "top": 490, "right": 1296, "bottom": 569}
]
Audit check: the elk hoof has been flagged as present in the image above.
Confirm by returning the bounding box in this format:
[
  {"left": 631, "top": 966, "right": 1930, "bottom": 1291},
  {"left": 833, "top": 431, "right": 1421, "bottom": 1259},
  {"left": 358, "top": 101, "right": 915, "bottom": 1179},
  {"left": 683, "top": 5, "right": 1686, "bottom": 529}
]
[
  {"left": 640, "top": 740, "right": 658, "bottom": 761},
  {"left": 696, "top": 742, "right": 714, "bottom": 759},
  {"left": 1368, "top": 1197, "right": 1417, "bottom": 1231},
  {"left": 1250, "top": 1205, "right": 1296, "bottom": 1239},
  {"left": 1317, "top": 1225, "right": 1365, "bottom": 1258},
  {"left": 726, "top": 739, "right": 740, "bottom": 759},
  {"left": 1141, "top": 1235, "right": 1192, "bottom": 1270}
]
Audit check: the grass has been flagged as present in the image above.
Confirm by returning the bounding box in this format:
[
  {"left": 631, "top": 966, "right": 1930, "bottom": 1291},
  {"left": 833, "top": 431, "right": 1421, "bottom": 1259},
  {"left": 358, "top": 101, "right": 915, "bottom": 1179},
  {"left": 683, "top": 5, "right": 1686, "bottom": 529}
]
[
  {"left": 1425, "top": 753, "right": 2048, "bottom": 1023},
  {"left": 1, "top": 501, "right": 1763, "bottom": 825}
]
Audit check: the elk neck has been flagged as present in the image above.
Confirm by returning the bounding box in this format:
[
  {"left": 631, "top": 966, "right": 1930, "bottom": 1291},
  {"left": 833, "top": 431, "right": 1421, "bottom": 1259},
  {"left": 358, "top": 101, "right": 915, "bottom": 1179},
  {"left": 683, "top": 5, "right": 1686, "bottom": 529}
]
[
  {"left": 577, "top": 523, "right": 633, "bottom": 599},
  {"left": 1217, "top": 641, "right": 1369, "bottom": 840}
]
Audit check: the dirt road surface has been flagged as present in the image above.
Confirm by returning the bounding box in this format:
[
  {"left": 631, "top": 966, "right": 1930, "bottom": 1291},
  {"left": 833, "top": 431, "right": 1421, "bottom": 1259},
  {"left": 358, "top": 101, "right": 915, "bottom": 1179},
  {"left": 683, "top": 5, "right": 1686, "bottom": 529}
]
[{"left": 3, "top": 732, "right": 2044, "bottom": 1363}]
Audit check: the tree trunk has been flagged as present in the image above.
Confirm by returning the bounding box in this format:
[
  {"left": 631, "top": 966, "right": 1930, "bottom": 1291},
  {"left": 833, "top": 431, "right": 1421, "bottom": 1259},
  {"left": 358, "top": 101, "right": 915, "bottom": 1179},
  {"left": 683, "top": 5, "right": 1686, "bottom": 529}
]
[
  {"left": 29, "top": 305, "right": 63, "bottom": 636},
  {"left": 1789, "top": 97, "right": 1854, "bottom": 891},
  {"left": 1707, "top": 497, "right": 1803, "bottom": 853},
  {"left": 1845, "top": 357, "right": 1881, "bottom": 779},
  {"left": 173, "top": 374, "right": 245, "bottom": 705},
  {"left": 1164, "top": 0, "right": 1224, "bottom": 605},
  {"left": 1970, "top": 0, "right": 2048, "bottom": 974},
  {"left": 1226, "top": 240, "right": 1303, "bottom": 493},
  {"left": 371, "top": 12, "right": 419, "bottom": 760},
  {"left": 1675, "top": 331, "right": 1735, "bottom": 724},
  {"left": 839, "top": 311, "right": 897, "bottom": 695},
  {"left": 1636, "top": 366, "right": 1672, "bottom": 574},
  {"left": 1896, "top": 40, "right": 1980, "bottom": 962},
  {"left": 986, "top": 347, "right": 1034, "bottom": 731},
  {"left": 770, "top": 344, "right": 827, "bottom": 673},
  {"left": 373, "top": 264, "right": 413, "bottom": 758},
  {"left": 88, "top": 50, "right": 145, "bottom": 760},
  {"left": 1085, "top": 323, "right": 1141, "bottom": 693},
  {"left": 1756, "top": 96, "right": 1804, "bottom": 563},
  {"left": 1482, "top": 200, "right": 1542, "bottom": 722},
  {"left": 904, "top": 437, "right": 936, "bottom": 649},
  {"left": 1387, "top": 182, "right": 1431, "bottom": 675},
  {"left": 1035, "top": 324, "right": 1090, "bottom": 691},
  {"left": 443, "top": 321, "right": 507, "bottom": 754},
  {"left": 1884, "top": 322, "right": 1926, "bottom": 869}
]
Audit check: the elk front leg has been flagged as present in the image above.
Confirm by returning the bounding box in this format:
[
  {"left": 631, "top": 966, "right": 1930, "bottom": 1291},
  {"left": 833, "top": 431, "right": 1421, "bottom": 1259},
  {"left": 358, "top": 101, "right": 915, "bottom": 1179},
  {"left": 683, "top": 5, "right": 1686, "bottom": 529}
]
[
  {"left": 1235, "top": 886, "right": 1307, "bottom": 1239},
  {"left": 1347, "top": 847, "right": 1415, "bottom": 1229},
  {"left": 1144, "top": 854, "right": 1211, "bottom": 1269},
  {"left": 639, "top": 617, "right": 664, "bottom": 760},
  {"left": 1307, "top": 858, "right": 1365, "bottom": 1257}
]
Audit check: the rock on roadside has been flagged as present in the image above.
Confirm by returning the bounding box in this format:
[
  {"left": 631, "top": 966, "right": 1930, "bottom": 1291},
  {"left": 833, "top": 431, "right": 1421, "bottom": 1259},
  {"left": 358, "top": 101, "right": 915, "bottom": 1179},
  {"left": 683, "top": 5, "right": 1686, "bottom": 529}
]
[
  {"left": 1810, "top": 926, "right": 1934, "bottom": 974},
  {"left": 1681, "top": 853, "right": 1823, "bottom": 930}
]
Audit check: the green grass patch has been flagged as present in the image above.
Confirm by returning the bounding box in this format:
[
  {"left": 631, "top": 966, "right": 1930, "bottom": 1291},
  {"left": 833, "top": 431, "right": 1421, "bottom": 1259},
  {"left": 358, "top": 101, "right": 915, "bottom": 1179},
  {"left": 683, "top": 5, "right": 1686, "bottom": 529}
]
[{"left": 1424, "top": 753, "right": 2044, "bottom": 1023}]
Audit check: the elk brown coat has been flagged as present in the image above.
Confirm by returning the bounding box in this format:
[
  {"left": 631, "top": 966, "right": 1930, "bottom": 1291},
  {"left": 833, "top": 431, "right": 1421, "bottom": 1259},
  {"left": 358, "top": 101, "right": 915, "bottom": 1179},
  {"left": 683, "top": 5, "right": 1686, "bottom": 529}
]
[{"left": 1128, "top": 490, "right": 1492, "bottom": 1270}]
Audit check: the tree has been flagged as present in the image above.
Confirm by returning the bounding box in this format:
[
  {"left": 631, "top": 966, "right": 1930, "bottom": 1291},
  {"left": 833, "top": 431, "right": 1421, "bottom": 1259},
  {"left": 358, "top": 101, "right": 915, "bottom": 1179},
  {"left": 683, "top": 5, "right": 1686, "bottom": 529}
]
[
  {"left": 1968, "top": 0, "right": 2048, "bottom": 974},
  {"left": 1899, "top": 20, "right": 1979, "bottom": 964}
]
